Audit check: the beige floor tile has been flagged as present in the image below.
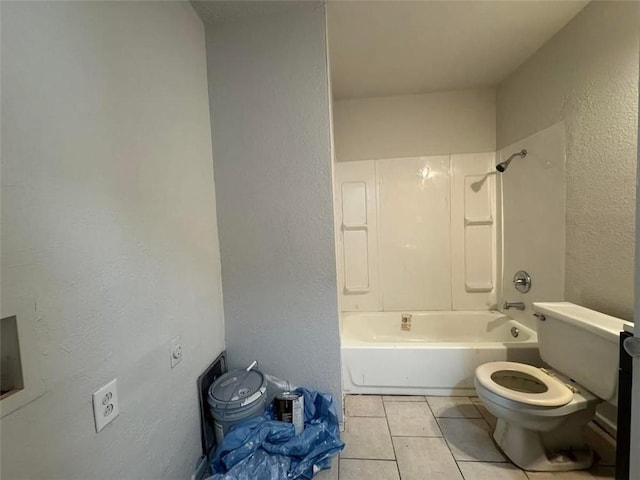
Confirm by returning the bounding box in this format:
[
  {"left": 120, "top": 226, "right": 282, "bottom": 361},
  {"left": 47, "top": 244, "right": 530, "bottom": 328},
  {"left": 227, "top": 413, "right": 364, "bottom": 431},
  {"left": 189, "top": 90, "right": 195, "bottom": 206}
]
[
  {"left": 470, "top": 399, "right": 498, "bottom": 430},
  {"left": 341, "top": 417, "right": 395, "bottom": 460},
  {"left": 458, "top": 461, "right": 529, "bottom": 480},
  {"left": 524, "top": 465, "right": 615, "bottom": 479},
  {"left": 345, "top": 395, "right": 386, "bottom": 417},
  {"left": 463, "top": 397, "right": 498, "bottom": 433},
  {"left": 393, "top": 436, "right": 463, "bottom": 480},
  {"left": 438, "top": 418, "right": 506, "bottom": 462},
  {"left": 382, "top": 395, "right": 426, "bottom": 402},
  {"left": 384, "top": 400, "right": 442, "bottom": 437},
  {"left": 313, "top": 456, "right": 339, "bottom": 480},
  {"left": 339, "top": 459, "right": 400, "bottom": 480},
  {"left": 427, "top": 396, "right": 483, "bottom": 418}
]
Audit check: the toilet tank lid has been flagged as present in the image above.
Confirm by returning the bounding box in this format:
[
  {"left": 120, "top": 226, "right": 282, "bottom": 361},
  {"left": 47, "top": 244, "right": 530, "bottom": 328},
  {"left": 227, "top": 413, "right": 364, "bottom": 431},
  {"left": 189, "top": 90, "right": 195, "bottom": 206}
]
[{"left": 533, "top": 302, "right": 632, "bottom": 343}]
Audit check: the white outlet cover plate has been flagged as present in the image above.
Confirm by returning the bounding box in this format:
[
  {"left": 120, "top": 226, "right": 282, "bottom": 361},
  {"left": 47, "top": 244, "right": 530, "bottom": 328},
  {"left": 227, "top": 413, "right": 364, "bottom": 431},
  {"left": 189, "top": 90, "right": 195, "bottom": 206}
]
[{"left": 92, "top": 378, "right": 120, "bottom": 433}]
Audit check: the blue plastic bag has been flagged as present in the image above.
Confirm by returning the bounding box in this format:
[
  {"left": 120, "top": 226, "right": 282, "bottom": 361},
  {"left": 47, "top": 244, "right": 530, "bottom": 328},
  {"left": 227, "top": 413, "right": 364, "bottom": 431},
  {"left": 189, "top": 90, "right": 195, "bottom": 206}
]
[
  {"left": 207, "top": 388, "right": 344, "bottom": 480},
  {"left": 208, "top": 450, "right": 291, "bottom": 480}
]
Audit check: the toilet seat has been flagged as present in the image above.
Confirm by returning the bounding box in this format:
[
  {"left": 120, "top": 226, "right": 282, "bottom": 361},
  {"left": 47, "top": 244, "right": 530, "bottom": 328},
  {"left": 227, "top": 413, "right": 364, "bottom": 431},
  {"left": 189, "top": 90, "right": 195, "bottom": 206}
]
[{"left": 475, "top": 361, "right": 574, "bottom": 408}]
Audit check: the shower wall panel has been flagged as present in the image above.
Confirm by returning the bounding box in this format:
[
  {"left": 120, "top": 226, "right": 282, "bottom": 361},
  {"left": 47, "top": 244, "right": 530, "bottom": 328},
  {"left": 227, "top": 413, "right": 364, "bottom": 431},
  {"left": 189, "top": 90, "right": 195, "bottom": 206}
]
[
  {"left": 334, "top": 153, "right": 497, "bottom": 312},
  {"left": 334, "top": 160, "right": 380, "bottom": 311},
  {"left": 451, "top": 153, "right": 497, "bottom": 310},
  {"left": 499, "top": 123, "right": 566, "bottom": 328},
  {"left": 377, "top": 156, "right": 452, "bottom": 310}
]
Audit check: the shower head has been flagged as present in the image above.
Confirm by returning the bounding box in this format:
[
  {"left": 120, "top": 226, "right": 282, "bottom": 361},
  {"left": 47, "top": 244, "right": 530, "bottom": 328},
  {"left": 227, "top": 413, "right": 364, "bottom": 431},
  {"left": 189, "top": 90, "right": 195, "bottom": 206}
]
[
  {"left": 496, "top": 149, "right": 527, "bottom": 172},
  {"left": 496, "top": 161, "right": 509, "bottom": 173}
]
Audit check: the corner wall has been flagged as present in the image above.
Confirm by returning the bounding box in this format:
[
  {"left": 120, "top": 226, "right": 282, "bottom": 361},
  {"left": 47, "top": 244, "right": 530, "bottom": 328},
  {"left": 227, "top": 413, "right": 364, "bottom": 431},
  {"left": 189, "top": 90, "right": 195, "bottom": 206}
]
[
  {"left": 204, "top": 3, "right": 342, "bottom": 416},
  {"left": 1, "top": 2, "right": 225, "bottom": 478},
  {"left": 497, "top": 1, "right": 639, "bottom": 320}
]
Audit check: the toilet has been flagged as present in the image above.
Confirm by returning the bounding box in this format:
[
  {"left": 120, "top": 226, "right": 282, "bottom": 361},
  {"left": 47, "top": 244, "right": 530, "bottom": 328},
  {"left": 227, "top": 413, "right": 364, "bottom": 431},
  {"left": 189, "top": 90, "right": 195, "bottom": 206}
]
[{"left": 474, "top": 301, "right": 631, "bottom": 472}]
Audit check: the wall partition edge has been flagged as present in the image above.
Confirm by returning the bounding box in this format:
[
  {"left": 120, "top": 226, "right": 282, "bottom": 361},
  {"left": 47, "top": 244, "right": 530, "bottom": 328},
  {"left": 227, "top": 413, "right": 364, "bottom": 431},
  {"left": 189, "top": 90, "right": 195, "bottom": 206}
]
[{"left": 203, "top": 2, "right": 343, "bottom": 421}]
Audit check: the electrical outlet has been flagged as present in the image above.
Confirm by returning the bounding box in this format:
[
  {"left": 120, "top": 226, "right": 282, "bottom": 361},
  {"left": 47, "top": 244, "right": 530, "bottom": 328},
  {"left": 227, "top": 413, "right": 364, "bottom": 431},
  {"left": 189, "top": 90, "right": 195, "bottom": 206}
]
[
  {"left": 92, "top": 379, "right": 120, "bottom": 433},
  {"left": 170, "top": 336, "right": 183, "bottom": 368}
]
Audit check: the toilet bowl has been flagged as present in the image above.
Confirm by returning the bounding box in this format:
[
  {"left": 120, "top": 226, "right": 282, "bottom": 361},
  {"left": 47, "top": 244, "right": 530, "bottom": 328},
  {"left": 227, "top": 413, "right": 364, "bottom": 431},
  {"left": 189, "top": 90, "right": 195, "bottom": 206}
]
[
  {"left": 475, "top": 361, "right": 599, "bottom": 471},
  {"left": 473, "top": 302, "right": 631, "bottom": 472}
]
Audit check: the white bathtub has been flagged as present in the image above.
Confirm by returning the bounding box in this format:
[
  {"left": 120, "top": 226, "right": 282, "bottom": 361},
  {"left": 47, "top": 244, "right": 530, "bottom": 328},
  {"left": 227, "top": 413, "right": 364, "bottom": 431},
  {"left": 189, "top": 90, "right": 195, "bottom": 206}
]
[{"left": 341, "top": 310, "right": 541, "bottom": 396}]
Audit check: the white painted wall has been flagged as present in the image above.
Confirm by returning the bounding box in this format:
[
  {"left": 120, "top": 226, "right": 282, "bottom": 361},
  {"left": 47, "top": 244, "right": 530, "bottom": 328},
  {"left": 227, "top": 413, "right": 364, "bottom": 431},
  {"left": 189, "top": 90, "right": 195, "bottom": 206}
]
[
  {"left": 497, "top": 1, "right": 639, "bottom": 321},
  {"left": 333, "top": 88, "right": 496, "bottom": 162},
  {"left": 1, "top": 2, "right": 225, "bottom": 478},
  {"left": 203, "top": 3, "right": 342, "bottom": 417}
]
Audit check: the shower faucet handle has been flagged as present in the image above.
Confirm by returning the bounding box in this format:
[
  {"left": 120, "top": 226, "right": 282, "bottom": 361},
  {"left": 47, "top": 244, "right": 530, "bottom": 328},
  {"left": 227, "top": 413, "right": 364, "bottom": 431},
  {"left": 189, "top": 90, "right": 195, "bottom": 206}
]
[{"left": 512, "top": 271, "right": 532, "bottom": 293}]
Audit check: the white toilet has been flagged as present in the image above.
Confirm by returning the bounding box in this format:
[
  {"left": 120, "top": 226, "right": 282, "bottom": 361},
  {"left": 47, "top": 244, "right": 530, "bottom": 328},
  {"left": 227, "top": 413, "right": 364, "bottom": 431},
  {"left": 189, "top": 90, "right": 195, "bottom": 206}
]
[{"left": 474, "top": 302, "right": 631, "bottom": 472}]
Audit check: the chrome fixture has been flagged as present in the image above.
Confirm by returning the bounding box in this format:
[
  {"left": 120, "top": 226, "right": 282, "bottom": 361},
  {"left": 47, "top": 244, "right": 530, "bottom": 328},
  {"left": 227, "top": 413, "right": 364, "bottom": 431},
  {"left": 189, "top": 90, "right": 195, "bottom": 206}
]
[
  {"left": 496, "top": 149, "right": 527, "bottom": 172},
  {"left": 504, "top": 301, "right": 525, "bottom": 311},
  {"left": 401, "top": 313, "right": 412, "bottom": 331},
  {"left": 624, "top": 336, "right": 640, "bottom": 358},
  {"left": 513, "top": 270, "right": 532, "bottom": 293},
  {"left": 510, "top": 326, "right": 520, "bottom": 338}
]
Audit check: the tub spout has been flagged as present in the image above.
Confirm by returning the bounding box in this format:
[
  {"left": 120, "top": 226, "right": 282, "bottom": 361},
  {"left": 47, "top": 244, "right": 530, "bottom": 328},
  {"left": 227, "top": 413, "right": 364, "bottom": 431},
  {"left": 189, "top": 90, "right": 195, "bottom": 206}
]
[{"left": 503, "top": 301, "right": 525, "bottom": 311}]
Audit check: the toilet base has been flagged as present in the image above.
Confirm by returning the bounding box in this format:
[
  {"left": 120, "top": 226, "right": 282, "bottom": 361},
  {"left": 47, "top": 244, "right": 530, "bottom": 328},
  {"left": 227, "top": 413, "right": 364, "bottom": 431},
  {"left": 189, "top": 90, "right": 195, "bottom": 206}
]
[{"left": 493, "top": 418, "right": 594, "bottom": 472}]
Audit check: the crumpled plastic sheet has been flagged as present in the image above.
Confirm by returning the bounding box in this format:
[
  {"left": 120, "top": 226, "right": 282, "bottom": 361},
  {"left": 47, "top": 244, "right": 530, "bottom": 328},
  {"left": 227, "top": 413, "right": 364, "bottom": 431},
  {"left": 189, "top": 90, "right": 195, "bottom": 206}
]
[
  {"left": 207, "top": 388, "right": 344, "bottom": 480},
  {"left": 207, "top": 450, "right": 291, "bottom": 480}
]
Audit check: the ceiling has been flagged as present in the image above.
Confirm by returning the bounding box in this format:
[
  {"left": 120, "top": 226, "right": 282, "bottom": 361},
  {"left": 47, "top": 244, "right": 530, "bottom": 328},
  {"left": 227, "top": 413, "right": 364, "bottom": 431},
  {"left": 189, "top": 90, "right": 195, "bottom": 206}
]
[
  {"left": 327, "top": 1, "right": 589, "bottom": 100},
  {"left": 191, "top": 1, "right": 308, "bottom": 26}
]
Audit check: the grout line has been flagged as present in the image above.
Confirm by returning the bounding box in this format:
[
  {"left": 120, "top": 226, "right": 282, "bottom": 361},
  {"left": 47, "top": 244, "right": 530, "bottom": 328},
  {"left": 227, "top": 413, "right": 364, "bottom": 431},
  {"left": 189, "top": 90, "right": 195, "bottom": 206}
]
[
  {"left": 433, "top": 416, "right": 465, "bottom": 468},
  {"left": 433, "top": 415, "right": 484, "bottom": 419},
  {"left": 423, "top": 395, "right": 445, "bottom": 437},
  {"left": 381, "top": 397, "right": 401, "bottom": 478},
  {"left": 340, "top": 459, "right": 398, "bottom": 464},
  {"left": 382, "top": 400, "right": 427, "bottom": 403},
  {"left": 345, "top": 415, "right": 389, "bottom": 418},
  {"left": 339, "top": 455, "right": 398, "bottom": 461},
  {"left": 455, "top": 459, "right": 512, "bottom": 464},
  {"left": 453, "top": 458, "right": 466, "bottom": 479},
  {"left": 381, "top": 398, "right": 397, "bottom": 458},
  {"left": 340, "top": 459, "right": 397, "bottom": 462},
  {"left": 390, "top": 434, "right": 444, "bottom": 438},
  {"left": 393, "top": 458, "right": 401, "bottom": 480},
  {"left": 423, "top": 400, "right": 466, "bottom": 479}
]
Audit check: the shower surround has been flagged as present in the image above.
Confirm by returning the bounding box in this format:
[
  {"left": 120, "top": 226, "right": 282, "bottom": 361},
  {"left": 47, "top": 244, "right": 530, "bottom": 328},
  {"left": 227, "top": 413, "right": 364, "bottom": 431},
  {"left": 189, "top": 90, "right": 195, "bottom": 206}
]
[
  {"left": 334, "top": 126, "right": 566, "bottom": 394},
  {"left": 334, "top": 152, "right": 497, "bottom": 312}
]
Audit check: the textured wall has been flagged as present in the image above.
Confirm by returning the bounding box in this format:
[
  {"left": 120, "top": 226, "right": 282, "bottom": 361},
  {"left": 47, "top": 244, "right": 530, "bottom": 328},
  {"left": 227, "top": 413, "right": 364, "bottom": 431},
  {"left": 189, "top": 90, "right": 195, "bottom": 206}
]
[
  {"left": 204, "top": 4, "right": 343, "bottom": 416},
  {"left": 632, "top": 53, "right": 640, "bottom": 476},
  {"left": 1, "top": 2, "right": 225, "bottom": 478},
  {"left": 333, "top": 88, "right": 496, "bottom": 162},
  {"left": 497, "top": 2, "right": 639, "bottom": 320}
]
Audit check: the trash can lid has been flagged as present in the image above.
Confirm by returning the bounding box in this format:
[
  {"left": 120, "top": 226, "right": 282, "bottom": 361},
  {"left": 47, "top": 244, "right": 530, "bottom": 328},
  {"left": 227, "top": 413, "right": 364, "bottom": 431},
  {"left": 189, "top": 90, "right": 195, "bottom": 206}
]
[{"left": 208, "top": 369, "right": 267, "bottom": 410}]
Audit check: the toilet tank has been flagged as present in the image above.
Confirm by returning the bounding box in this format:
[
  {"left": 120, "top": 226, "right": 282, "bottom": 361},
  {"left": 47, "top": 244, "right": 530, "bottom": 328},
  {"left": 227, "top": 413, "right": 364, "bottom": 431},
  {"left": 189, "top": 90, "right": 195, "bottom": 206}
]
[{"left": 532, "top": 302, "right": 632, "bottom": 404}]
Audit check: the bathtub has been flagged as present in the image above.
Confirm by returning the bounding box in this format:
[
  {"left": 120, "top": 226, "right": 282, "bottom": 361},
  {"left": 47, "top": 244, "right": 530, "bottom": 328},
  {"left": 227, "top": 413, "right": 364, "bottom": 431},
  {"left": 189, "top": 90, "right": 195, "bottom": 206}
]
[{"left": 341, "top": 310, "right": 541, "bottom": 396}]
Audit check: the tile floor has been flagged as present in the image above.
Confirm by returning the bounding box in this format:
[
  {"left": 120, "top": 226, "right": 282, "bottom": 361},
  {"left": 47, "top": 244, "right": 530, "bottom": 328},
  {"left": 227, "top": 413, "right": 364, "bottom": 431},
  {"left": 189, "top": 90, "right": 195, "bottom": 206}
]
[{"left": 316, "top": 395, "right": 617, "bottom": 480}]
